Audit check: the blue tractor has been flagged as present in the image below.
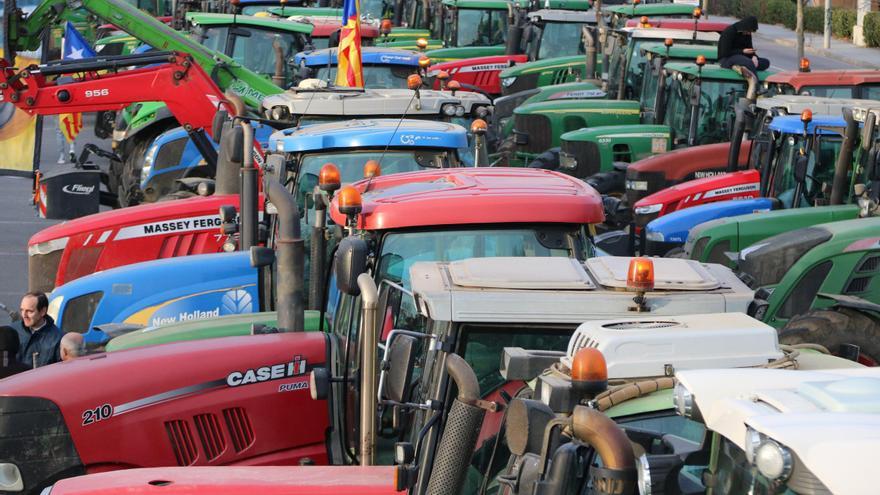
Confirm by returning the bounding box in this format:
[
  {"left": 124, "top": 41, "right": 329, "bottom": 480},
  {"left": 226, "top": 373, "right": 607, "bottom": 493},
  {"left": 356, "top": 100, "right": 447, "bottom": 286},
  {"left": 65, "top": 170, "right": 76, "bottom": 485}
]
[
  {"left": 48, "top": 119, "right": 471, "bottom": 345},
  {"left": 294, "top": 46, "right": 422, "bottom": 88}
]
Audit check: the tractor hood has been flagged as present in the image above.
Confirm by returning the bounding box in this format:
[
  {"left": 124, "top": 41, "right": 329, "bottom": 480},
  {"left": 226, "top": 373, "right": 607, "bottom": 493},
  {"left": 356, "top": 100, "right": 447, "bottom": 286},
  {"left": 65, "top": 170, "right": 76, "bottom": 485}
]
[
  {"left": 514, "top": 98, "right": 640, "bottom": 117},
  {"left": 429, "top": 54, "right": 527, "bottom": 75},
  {"left": 47, "top": 466, "right": 398, "bottom": 494},
  {"left": 269, "top": 119, "right": 468, "bottom": 152},
  {"left": 626, "top": 142, "right": 751, "bottom": 180},
  {"left": 684, "top": 204, "right": 862, "bottom": 261},
  {"left": 263, "top": 88, "right": 491, "bottom": 118},
  {"left": 424, "top": 45, "right": 507, "bottom": 63},
  {"left": 645, "top": 198, "right": 776, "bottom": 244},
  {"left": 295, "top": 47, "right": 421, "bottom": 67},
  {"left": 633, "top": 169, "right": 762, "bottom": 227},
  {"left": 49, "top": 251, "right": 258, "bottom": 342},
  {"left": 28, "top": 194, "right": 243, "bottom": 292},
  {"left": 499, "top": 55, "right": 586, "bottom": 78},
  {"left": 0, "top": 332, "right": 330, "bottom": 488}
]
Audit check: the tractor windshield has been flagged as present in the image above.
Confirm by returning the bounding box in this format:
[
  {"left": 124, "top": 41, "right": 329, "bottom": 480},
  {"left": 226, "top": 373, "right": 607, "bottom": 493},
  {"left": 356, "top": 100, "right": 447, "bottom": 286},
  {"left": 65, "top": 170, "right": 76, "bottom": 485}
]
[
  {"left": 376, "top": 228, "right": 577, "bottom": 287},
  {"left": 199, "top": 26, "right": 304, "bottom": 86},
  {"left": 315, "top": 64, "right": 417, "bottom": 88},
  {"left": 449, "top": 8, "right": 508, "bottom": 47},
  {"left": 771, "top": 134, "right": 843, "bottom": 208},
  {"left": 639, "top": 56, "right": 664, "bottom": 117},
  {"left": 665, "top": 76, "right": 747, "bottom": 145},
  {"left": 360, "top": 0, "right": 389, "bottom": 19},
  {"left": 535, "top": 22, "right": 586, "bottom": 59}
]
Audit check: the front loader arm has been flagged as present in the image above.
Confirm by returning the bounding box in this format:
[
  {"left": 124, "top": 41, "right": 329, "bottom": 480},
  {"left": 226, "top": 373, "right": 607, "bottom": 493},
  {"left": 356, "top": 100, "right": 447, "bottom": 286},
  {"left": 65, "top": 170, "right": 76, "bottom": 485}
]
[
  {"left": 5, "top": 0, "right": 281, "bottom": 108},
  {"left": 0, "top": 51, "right": 231, "bottom": 136}
]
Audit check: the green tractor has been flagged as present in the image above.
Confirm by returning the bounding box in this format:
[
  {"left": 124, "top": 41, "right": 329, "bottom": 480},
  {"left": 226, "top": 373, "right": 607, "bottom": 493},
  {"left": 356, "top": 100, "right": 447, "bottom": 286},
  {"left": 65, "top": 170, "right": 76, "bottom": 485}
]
[{"left": 423, "top": 0, "right": 527, "bottom": 62}]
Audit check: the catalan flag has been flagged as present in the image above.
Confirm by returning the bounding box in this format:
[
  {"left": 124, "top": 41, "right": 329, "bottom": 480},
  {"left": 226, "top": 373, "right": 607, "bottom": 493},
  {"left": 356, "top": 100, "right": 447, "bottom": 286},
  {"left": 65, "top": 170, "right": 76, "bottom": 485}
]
[{"left": 335, "top": 0, "right": 364, "bottom": 88}]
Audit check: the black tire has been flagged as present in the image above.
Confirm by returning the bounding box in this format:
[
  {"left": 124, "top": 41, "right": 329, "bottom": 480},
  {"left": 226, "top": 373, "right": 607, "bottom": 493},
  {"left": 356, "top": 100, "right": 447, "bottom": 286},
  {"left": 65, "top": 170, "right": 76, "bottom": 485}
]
[
  {"left": 527, "top": 148, "right": 560, "bottom": 170},
  {"left": 586, "top": 170, "right": 625, "bottom": 196},
  {"left": 778, "top": 307, "right": 880, "bottom": 366}
]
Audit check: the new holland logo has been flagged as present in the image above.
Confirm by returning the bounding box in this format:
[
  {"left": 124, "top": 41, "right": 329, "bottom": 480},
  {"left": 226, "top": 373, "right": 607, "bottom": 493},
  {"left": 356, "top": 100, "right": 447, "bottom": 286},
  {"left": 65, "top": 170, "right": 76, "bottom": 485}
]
[
  {"left": 226, "top": 355, "right": 308, "bottom": 387},
  {"left": 62, "top": 184, "right": 95, "bottom": 195}
]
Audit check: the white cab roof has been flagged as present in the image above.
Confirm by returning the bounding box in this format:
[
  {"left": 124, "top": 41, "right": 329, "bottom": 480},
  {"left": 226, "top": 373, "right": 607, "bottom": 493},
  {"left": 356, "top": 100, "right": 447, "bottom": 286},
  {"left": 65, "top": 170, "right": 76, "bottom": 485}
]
[
  {"left": 755, "top": 95, "right": 878, "bottom": 115},
  {"left": 262, "top": 88, "right": 491, "bottom": 116},
  {"left": 411, "top": 256, "right": 754, "bottom": 323}
]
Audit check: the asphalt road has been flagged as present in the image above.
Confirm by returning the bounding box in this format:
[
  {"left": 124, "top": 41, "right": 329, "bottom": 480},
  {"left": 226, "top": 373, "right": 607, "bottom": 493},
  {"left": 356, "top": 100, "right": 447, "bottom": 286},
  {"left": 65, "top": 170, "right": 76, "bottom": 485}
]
[{"left": 0, "top": 46, "right": 872, "bottom": 325}]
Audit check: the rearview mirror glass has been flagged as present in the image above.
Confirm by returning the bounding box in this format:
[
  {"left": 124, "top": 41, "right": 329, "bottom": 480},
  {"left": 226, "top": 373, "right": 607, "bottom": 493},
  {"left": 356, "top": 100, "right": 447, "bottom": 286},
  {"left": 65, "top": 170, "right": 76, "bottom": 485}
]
[
  {"left": 794, "top": 154, "right": 809, "bottom": 184},
  {"left": 382, "top": 333, "right": 418, "bottom": 404},
  {"left": 335, "top": 237, "right": 368, "bottom": 296}
]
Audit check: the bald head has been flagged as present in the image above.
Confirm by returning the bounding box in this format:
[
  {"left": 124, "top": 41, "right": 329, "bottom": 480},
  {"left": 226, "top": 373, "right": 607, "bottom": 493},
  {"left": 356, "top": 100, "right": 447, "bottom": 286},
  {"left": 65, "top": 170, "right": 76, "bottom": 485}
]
[{"left": 60, "top": 332, "right": 85, "bottom": 361}]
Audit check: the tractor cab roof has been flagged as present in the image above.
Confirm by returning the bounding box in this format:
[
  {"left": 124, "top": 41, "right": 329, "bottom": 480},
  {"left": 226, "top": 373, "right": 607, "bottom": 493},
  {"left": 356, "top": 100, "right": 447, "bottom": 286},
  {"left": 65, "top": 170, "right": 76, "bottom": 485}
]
[
  {"left": 768, "top": 114, "right": 847, "bottom": 135},
  {"left": 527, "top": 9, "right": 596, "bottom": 22},
  {"left": 624, "top": 19, "right": 730, "bottom": 32},
  {"left": 185, "top": 12, "right": 314, "bottom": 34},
  {"left": 269, "top": 119, "right": 468, "bottom": 153},
  {"left": 290, "top": 15, "right": 380, "bottom": 37},
  {"left": 328, "top": 168, "right": 604, "bottom": 229},
  {"left": 640, "top": 42, "right": 718, "bottom": 60},
  {"left": 756, "top": 95, "right": 878, "bottom": 116},
  {"left": 665, "top": 62, "right": 774, "bottom": 81},
  {"left": 765, "top": 70, "right": 880, "bottom": 90},
  {"left": 262, "top": 87, "right": 491, "bottom": 118},
  {"left": 294, "top": 47, "right": 420, "bottom": 67},
  {"left": 409, "top": 256, "right": 753, "bottom": 323},
  {"left": 619, "top": 27, "right": 720, "bottom": 43},
  {"left": 441, "top": 0, "right": 524, "bottom": 9},
  {"left": 678, "top": 367, "right": 879, "bottom": 495},
  {"left": 606, "top": 3, "right": 697, "bottom": 17}
]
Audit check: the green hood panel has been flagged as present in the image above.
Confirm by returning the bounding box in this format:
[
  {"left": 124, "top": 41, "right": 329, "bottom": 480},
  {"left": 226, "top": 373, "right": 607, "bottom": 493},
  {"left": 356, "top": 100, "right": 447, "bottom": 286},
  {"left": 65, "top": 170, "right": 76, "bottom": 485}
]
[
  {"left": 500, "top": 55, "right": 586, "bottom": 78},
  {"left": 426, "top": 45, "right": 507, "bottom": 62},
  {"left": 606, "top": 4, "right": 696, "bottom": 16},
  {"left": 527, "top": 81, "right": 607, "bottom": 103},
  {"left": 641, "top": 43, "right": 718, "bottom": 60},
  {"left": 561, "top": 124, "right": 670, "bottom": 142},
  {"left": 665, "top": 62, "right": 775, "bottom": 81},
  {"left": 126, "top": 101, "right": 170, "bottom": 134},
  {"left": 376, "top": 38, "right": 443, "bottom": 50},
  {"left": 606, "top": 390, "right": 673, "bottom": 418},
  {"left": 515, "top": 98, "right": 640, "bottom": 116},
  {"left": 106, "top": 310, "right": 323, "bottom": 351}
]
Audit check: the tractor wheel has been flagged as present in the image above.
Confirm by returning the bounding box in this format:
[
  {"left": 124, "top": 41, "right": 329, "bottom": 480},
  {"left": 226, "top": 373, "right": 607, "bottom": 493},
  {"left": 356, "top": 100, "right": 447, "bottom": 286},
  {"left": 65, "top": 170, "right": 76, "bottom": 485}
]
[
  {"left": 778, "top": 307, "right": 880, "bottom": 366},
  {"left": 586, "top": 170, "right": 625, "bottom": 197},
  {"left": 116, "top": 137, "right": 151, "bottom": 207},
  {"left": 527, "top": 148, "right": 560, "bottom": 170}
]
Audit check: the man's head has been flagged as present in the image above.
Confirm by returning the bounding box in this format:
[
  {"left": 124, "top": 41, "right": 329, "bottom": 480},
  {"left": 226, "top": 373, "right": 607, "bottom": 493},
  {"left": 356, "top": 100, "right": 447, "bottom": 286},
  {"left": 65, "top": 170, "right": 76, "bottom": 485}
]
[
  {"left": 0, "top": 326, "right": 20, "bottom": 366},
  {"left": 20, "top": 292, "right": 48, "bottom": 329},
  {"left": 737, "top": 16, "right": 758, "bottom": 34},
  {"left": 60, "top": 332, "right": 85, "bottom": 361}
]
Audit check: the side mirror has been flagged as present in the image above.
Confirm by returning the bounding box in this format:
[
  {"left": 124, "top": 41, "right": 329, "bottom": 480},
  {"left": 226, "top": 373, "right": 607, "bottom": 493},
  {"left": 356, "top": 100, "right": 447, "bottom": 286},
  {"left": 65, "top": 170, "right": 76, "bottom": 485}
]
[
  {"left": 249, "top": 246, "right": 275, "bottom": 268},
  {"left": 382, "top": 333, "right": 418, "bottom": 404},
  {"left": 335, "top": 237, "right": 369, "bottom": 296},
  {"left": 794, "top": 154, "right": 809, "bottom": 184},
  {"left": 212, "top": 110, "right": 229, "bottom": 143},
  {"left": 868, "top": 148, "right": 880, "bottom": 182}
]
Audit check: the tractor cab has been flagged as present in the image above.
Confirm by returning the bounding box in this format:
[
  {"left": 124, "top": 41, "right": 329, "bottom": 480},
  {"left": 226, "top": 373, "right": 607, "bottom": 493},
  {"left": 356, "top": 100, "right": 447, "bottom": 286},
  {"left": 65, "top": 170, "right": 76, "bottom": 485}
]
[
  {"left": 637, "top": 42, "right": 717, "bottom": 123},
  {"left": 765, "top": 67, "right": 880, "bottom": 100},
  {"left": 293, "top": 47, "right": 421, "bottom": 88},
  {"left": 604, "top": 2, "right": 703, "bottom": 29},
  {"left": 602, "top": 26, "right": 720, "bottom": 101},
  {"left": 425, "top": 0, "right": 525, "bottom": 62}
]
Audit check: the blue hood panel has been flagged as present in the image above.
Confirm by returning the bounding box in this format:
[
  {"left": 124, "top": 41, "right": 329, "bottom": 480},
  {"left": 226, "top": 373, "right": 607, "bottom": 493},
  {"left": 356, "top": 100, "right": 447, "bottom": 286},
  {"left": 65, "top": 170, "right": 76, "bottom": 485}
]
[
  {"left": 646, "top": 198, "right": 775, "bottom": 243},
  {"left": 52, "top": 252, "right": 258, "bottom": 344},
  {"left": 296, "top": 47, "right": 421, "bottom": 67},
  {"left": 270, "top": 119, "right": 468, "bottom": 152}
]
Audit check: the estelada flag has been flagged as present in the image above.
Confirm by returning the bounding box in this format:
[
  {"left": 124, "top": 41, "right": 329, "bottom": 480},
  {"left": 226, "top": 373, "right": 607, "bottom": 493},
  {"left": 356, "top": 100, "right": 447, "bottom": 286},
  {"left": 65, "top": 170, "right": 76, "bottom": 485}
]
[
  {"left": 60, "top": 113, "right": 83, "bottom": 143},
  {"left": 335, "top": 0, "right": 364, "bottom": 88}
]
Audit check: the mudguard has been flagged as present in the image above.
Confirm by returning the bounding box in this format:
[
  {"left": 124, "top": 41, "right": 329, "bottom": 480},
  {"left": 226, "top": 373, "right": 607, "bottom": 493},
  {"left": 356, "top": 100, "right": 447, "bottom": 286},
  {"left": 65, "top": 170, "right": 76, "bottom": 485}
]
[
  {"left": 646, "top": 198, "right": 776, "bottom": 244},
  {"left": 50, "top": 251, "right": 259, "bottom": 344}
]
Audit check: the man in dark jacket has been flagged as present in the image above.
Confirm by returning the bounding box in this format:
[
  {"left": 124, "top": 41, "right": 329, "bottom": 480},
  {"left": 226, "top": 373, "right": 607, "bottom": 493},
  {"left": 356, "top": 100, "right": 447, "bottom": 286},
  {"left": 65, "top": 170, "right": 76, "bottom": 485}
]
[
  {"left": 718, "top": 16, "right": 770, "bottom": 74},
  {"left": 14, "top": 292, "right": 63, "bottom": 368},
  {"left": 0, "top": 326, "right": 29, "bottom": 378}
]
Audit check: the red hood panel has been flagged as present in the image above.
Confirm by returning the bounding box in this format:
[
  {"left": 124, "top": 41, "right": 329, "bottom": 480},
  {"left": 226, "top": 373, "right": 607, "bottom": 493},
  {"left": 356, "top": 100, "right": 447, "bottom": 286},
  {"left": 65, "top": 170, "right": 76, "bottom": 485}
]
[
  {"left": 635, "top": 169, "right": 761, "bottom": 210},
  {"left": 766, "top": 70, "right": 880, "bottom": 90},
  {"left": 50, "top": 466, "right": 398, "bottom": 494},
  {"left": 1, "top": 332, "right": 329, "bottom": 470},
  {"left": 629, "top": 142, "right": 751, "bottom": 181},
  {"left": 428, "top": 55, "right": 528, "bottom": 95}
]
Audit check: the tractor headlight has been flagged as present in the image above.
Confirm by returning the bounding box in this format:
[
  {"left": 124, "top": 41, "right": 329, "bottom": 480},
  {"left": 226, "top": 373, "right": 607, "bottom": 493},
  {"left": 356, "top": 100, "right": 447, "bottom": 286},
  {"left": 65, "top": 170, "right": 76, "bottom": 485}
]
[
  {"left": 559, "top": 152, "right": 577, "bottom": 170},
  {"left": 271, "top": 105, "right": 291, "bottom": 121},
  {"left": 645, "top": 231, "right": 664, "bottom": 242},
  {"left": 442, "top": 103, "right": 457, "bottom": 116},
  {"left": 501, "top": 76, "right": 516, "bottom": 87},
  {"left": 475, "top": 105, "right": 490, "bottom": 118},
  {"left": 744, "top": 427, "right": 763, "bottom": 464},
  {"left": 755, "top": 440, "right": 793, "bottom": 482},
  {"left": 140, "top": 142, "right": 159, "bottom": 183},
  {"left": 627, "top": 180, "right": 649, "bottom": 191},
  {"left": 634, "top": 204, "right": 662, "bottom": 215},
  {"left": 672, "top": 382, "right": 699, "bottom": 419},
  {"left": 454, "top": 105, "right": 466, "bottom": 117}
]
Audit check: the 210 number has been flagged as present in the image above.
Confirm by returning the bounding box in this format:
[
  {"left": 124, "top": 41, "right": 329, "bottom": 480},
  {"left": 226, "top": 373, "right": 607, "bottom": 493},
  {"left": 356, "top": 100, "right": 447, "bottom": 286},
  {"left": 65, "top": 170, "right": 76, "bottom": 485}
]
[{"left": 82, "top": 404, "right": 113, "bottom": 426}]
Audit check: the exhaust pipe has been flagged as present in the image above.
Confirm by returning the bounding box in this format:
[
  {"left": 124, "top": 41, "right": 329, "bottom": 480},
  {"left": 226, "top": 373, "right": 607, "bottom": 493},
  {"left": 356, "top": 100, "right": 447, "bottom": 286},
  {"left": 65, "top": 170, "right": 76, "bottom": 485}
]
[
  {"left": 830, "top": 108, "right": 859, "bottom": 205},
  {"left": 426, "top": 353, "right": 486, "bottom": 495},
  {"left": 726, "top": 102, "right": 747, "bottom": 173},
  {"left": 239, "top": 122, "right": 258, "bottom": 250},
  {"left": 308, "top": 194, "right": 327, "bottom": 310},
  {"left": 583, "top": 25, "right": 597, "bottom": 81},
  {"left": 265, "top": 180, "right": 304, "bottom": 333},
  {"left": 358, "top": 273, "right": 379, "bottom": 466},
  {"left": 571, "top": 405, "right": 636, "bottom": 495}
]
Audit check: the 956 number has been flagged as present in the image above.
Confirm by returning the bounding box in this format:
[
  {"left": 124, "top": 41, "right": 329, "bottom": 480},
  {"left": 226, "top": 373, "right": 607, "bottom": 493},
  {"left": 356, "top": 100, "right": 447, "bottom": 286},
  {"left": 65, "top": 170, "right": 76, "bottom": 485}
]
[{"left": 82, "top": 404, "right": 113, "bottom": 426}]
